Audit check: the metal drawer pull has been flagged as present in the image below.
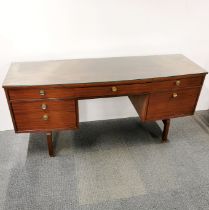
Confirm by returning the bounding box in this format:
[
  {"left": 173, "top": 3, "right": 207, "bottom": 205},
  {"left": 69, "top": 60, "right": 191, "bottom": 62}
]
[
  {"left": 40, "top": 90, "right": 45, "bottom": 96},
  {"left": 173, "top": 93, "right": 178, "bottom": 98},
  {"left": 41, "top": 104, "right": 47, "bottom": 110},
  {"left": 176, "top": 80, "right": 181, "bottom": 86},
  {"left": 111, "top": 86, "right": 117, "bottom": 92},
  {"left": 43, "top": 114, "right": 48, "bottom": 121}
]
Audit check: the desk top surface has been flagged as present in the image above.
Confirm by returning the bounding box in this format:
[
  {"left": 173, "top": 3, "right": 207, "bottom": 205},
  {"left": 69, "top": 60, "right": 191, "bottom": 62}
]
[{"left": 3, "top": 54, "right": 207, "bottom": 87}]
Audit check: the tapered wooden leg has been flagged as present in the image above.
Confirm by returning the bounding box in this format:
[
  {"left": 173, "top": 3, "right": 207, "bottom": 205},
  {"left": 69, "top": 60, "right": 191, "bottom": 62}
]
[
  {"left": 47, "top": 132, "right": 54, "bottom": 157},
  {"left": 162, "top": 119, "right": 170, "bottom": 142}
]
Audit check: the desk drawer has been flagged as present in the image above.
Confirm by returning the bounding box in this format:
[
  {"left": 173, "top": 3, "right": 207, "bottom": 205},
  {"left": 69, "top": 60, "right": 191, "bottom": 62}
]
[
  {"left": 75, "top": 83, "right": 151, "bottom": 98},
  {"left": 152, "top": 76, "right": 203, "bottom": 92},
  {"left": 8, "top": 87, "right": 75, "bottom": 100},
  {"left": 11, "top": 99, "right": 77, "bottom": 132},
  {"left": 146, "top": 87, "right": 201, "bottom": 120}
]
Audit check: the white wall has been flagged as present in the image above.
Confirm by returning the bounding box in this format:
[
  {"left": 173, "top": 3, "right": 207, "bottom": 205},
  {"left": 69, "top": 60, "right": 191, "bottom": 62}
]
[{"left": 0, "top": 0, "right": 209, "bottom": 131}]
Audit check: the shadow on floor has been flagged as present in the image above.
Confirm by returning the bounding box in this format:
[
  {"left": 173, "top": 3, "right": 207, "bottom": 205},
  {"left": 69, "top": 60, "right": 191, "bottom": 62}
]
[{"left": 27, "top": 117, "right": 164, "bottom": 156}]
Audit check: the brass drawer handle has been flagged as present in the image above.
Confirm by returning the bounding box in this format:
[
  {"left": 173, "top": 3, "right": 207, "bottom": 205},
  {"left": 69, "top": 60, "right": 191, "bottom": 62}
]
[
  {"left": 40, "top": 90, "right": 45, "bottom": 96},
  {"left": 43, "top": 114, "right": 48, "bottom": 121},
  {"left": 111, "top": 86, "right": 117, "bottom": 92},
  {"left": 173, "top": 93, "right": 178, "bottom": 98},
  {"left": 176, "top": 80, "right": 181, "bottom": 86},
  {"left": 41, "top": 104, "right": 47, "bottom": 110}
]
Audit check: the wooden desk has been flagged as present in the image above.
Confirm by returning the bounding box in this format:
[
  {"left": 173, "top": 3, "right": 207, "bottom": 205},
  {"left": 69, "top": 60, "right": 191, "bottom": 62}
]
[{"left": 3, "top": 54, "right": 207, "bottom": 157}]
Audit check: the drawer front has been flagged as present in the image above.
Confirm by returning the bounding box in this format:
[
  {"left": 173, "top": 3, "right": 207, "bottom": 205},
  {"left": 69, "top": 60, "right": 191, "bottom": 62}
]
[
  {"left": 146, "top": 88, "right": 201, "bottom": 120},
  {"left": 11, "top": 100, "right": 77, "bottom": 131},
  {"left": 152, "top": 76, "right": 203, "bottom": 92},
  {"left": 75, "top": 83, "right": 151, "bottom": 98},
  {"left": 8, "top": 87, "right": 75, "bottom": 100}
]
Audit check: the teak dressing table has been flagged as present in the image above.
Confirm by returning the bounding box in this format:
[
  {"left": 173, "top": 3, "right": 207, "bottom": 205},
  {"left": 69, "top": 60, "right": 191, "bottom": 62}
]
[{"left": 3, "top": 54, "right": 207, "bottom": 157}]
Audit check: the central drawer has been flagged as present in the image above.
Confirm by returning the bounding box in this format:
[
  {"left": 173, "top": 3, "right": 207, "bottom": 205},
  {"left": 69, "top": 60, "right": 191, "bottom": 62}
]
[
  {"left": 11, "top": 99, "right": 77, "bottom": 132},
  {"left": 75, "top": 83, "right": 151, "bottom": 98}
]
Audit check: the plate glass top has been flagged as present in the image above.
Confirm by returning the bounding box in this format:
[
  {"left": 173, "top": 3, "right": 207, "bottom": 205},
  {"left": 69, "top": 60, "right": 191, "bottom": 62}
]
[{"left": 3, "top": 54, "right": 206, "bottom": 87}]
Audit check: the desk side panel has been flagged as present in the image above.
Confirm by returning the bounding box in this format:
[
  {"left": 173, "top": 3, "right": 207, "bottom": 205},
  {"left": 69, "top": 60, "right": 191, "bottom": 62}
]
[
  {"left": 129, "top": 95, "right": 149, "bottom": 121},
  {"left": 4, "top": 88, "right": 18, "bottom": 132}
]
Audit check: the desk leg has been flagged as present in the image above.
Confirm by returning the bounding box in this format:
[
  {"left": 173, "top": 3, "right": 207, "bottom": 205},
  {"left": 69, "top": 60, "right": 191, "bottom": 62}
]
[
  {"left": 46, "top": 132, "right": 54, "bottom": 157},
  {"left": 162, "top": 119, "right": 170, "bottom": 142}
]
